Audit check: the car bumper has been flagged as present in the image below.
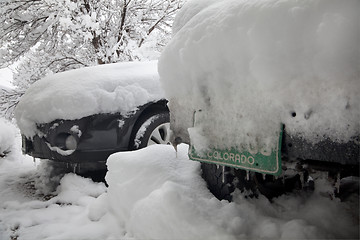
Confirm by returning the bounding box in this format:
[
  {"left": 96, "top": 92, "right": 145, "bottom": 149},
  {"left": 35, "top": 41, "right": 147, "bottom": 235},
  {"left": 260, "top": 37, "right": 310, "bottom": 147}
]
[{"left": 23, "top": 135, "right": 124, "bottom": 168}]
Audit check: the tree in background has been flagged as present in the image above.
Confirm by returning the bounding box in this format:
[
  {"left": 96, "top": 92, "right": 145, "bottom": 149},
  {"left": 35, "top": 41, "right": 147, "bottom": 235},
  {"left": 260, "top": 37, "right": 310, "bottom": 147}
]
[{"left": 0, "top": 0, "right": 183, "bottom": 117}]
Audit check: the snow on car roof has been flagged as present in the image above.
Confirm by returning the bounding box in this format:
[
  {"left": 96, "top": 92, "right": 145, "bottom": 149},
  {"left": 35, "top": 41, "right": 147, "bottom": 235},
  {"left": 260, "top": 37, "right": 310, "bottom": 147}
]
[
  {"left": 159, "top": 0, "right": 360, "bottom": 150},
  {"left": 15, "top": 61, "right": 164, "bottom": 137}
]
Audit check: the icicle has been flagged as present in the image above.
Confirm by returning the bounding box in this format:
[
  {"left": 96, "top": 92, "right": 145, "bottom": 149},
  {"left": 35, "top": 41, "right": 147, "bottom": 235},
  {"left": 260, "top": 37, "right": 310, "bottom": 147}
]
[
  {"left": 262, "top": 173, "right": 266, "bottom": 180},
  {"left": 335, "top": 172, "right": 341, "bottom": 194},
  {"left": 246, "top": 170, "right": 249, "bottom": 181},
  {"left": 299, "top": 171, "right": 304, "bottom": 188},
  {"left": 72, "top": 163, "right": 77, "bottom": 173},
  {"left": 222, "top": 166, "right": 225, "bottom": 183},
  {"left": 173, "top": 137, "right": 182, "bottom": 159},
  {"left": 174, "top": 144, "right": 178, "bottom": 158}
]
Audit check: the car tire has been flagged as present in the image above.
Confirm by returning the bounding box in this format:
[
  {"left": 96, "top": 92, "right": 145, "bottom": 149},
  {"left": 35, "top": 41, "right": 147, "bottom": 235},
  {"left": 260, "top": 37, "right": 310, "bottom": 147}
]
[
  {"left": 202, "top": 163, "right": 261, "bottom": 201},
  {"left": 202, "top": 162, "right": 307, "bottom": 201},
  {"left": 130, "top": 111, "right": 170, "bottom": 150},
  {"left": 201, "top": 163, "right": 236, "bottom": 201}
]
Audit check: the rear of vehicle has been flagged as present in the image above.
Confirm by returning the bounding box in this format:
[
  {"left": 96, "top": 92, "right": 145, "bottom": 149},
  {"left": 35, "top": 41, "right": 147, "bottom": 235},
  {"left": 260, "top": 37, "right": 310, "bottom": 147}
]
[{"left": 158, "top": 0, "right": 359, "bottom": 200}]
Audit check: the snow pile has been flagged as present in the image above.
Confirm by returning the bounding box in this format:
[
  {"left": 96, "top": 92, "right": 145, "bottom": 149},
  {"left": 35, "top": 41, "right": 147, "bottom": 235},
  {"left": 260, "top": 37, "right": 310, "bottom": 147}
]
[
  {"left": 0, "top": 173, "right": 109, "bottom": 240},
  {"left": 0, "top": 128, "right": 109, "bottom": 240},
  {"left": 0, "top": 136, "right": 358, "bottom": 239},
  {"left": 103, "top": 144, "right": 358, "bottom": 239},
  {"left": 15, "top": 61, "right": 164, "bottom": 137},
  {"left": 0, "top": 68, "right": 14, "bottom": 89},
  {"left": 0, "top": 118, "right": 16, "bottom": 156},
  {"left": 158, "top": 0, "right": 360, "bottom": 151}
]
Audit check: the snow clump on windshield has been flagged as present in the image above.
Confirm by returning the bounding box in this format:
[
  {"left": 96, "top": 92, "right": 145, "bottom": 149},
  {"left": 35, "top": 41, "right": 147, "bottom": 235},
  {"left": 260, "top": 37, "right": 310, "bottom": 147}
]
[
  {"left": 15, "top": 61, "right": 164, "bottom": 137},
  {"left": 158, "top": 0, "right": 360, "bottom": 151}
]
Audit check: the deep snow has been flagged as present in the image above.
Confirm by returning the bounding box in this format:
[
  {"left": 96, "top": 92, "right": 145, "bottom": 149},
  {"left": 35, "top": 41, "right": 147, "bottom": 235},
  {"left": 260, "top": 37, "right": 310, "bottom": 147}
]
[
  {"left": 0, "top": 119, "right": 359, "bottom": 239},
  {"left": 2, "top": 0, "right": 360, "bottom": 239},
  {"left": 159, "top": 0, "right": 360, "bottom": 151}
]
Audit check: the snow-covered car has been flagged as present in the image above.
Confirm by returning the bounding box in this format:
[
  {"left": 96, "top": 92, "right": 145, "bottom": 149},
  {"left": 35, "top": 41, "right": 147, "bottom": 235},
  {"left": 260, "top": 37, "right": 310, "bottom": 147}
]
[
  {"left": 159, "top": 0, "right": 359, "bottom": 200},
  {"left": 15, "top": 61, "right": 170, "bottom": 172}
]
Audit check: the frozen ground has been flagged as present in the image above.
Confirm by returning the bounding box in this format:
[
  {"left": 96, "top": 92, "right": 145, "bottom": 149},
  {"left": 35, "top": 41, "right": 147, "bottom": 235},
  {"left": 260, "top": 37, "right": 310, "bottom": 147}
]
[{"left": 0, "top": 119, "right": 359, "bottom": 240}]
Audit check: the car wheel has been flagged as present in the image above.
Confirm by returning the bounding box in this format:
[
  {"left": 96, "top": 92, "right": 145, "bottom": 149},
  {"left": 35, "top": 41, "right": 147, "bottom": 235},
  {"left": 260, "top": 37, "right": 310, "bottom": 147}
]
[
  {"left": 202, "top": 162, "right": 307, "bottom": 201},
  {"left": 201, "top": 163, "right": 259, "bottom": 201},
  {"left": 201, "top": 163, "right": 236, "bottom": 201},
  {"left": 130, "top": 111, "right": 171, "bottom": 150}
]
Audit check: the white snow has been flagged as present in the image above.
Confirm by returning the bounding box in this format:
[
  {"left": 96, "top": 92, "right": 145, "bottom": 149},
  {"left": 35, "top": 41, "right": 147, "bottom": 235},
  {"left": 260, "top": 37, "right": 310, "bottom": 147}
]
[
  {"left": 133, "top": 115, "right": 160, "bottom": 148},
  {"left": 103, "top": 144, "right": 359, "bottom": 239},
  {"left": 15, "top": 61, "right": 164, "bottom": 138},
  {"left": 158, "top": 0, "right": 360, "bottom": 151},
  {"left": 70, "top": 125, "right": 82, "bottom": 137},
  {"left": 0, "top": 118, "right": 16, "bottom": 156},
  {"left": 0, "top": 120, "right": 359, "bottom": 239},
  {"left": 0, "top": 68, "right": 14, "bottom": 89},
  {"left": 2, "top": 0, "right": 360, "bottom": 239}
]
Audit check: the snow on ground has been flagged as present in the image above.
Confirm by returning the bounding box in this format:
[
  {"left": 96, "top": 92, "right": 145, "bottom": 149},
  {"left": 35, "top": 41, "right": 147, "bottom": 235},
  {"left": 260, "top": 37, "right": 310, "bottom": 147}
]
[
  {"left": 0, "top": 120, "right": 359, "bottom": 239},
  {"left": 0, "top": 68, "right": 14, "bottom": 89},
  {"left": 159, "top": 0, "right": 360, "bottom": 150},
  {"left": 0, "top": 120, "right": 110, "bottom": 240}
]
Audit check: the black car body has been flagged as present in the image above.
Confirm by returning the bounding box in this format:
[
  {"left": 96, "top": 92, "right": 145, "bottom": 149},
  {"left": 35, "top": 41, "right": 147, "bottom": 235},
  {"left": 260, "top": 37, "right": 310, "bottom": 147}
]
[{"left": 22, "top": 101, "right": 169, "bottom": 172}]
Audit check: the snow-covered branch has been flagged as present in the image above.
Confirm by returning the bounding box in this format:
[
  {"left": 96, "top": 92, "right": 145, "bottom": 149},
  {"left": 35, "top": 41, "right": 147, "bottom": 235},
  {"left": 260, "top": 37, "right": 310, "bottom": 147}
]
[{"left": 0, "top": 0, "right": 184, "bottom": 118}]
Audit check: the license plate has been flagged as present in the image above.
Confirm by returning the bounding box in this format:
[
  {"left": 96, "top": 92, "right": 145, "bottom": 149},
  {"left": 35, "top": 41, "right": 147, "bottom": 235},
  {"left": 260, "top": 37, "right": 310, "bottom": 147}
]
[{"left": 188, "top": 127, "right": 283, "bottom": 176}]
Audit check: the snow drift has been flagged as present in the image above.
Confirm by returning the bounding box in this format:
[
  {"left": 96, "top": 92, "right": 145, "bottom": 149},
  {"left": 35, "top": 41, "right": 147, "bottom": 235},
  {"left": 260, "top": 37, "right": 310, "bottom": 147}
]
[
  {"left": 102, "top": 144, "right": 359, "bottom": 239},
  {"left": 0, "top": 128, "right": 358, "bottom": 239},
  {"left": 15, "top": 61, "right": 164, "bottom": 137},
  {"left": 158, "top": 0, "right": 360, "bottom": 151}
]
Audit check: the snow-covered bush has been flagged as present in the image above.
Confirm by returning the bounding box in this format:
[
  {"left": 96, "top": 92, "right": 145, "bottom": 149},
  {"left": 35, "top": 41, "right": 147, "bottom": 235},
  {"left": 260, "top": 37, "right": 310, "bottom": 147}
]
[
  {"left": 0, "top": 0, "right": 183, "bottom": 117},
  {"left": 0, "top": 118, "right": 16, "bottom": 157}
]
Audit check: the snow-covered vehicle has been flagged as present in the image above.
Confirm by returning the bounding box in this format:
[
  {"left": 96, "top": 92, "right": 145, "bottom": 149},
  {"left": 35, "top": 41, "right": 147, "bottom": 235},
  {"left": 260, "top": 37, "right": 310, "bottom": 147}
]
[
  {"left": 15, "top": 61, "right": 170, "bottom": 173},
  {"left": 159, "top": 0, "right": 359, "bottom": 200}
]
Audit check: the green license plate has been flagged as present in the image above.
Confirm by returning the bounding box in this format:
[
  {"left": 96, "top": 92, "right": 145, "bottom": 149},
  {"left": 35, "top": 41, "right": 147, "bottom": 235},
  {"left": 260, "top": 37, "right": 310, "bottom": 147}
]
[{"left": 188, "top": 127, "right": 283, "bottom": 176}]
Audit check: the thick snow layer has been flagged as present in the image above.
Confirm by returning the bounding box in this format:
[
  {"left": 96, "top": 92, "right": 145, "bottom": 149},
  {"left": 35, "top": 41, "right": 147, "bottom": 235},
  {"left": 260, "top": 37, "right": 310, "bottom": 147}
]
[
  {"left": 15, "top": 61, "right": 164, "bottom": 137},
  {"left": 104, "top": 144, "right": 359, "bottom": 239},
  {"left": 159, "top": 0, "right": 360, "bottom": 150},
  {"left": 0, "top": 68, "right": 14, "bottom": 89},
  {"left": 0, "top": 128, "right": 359, "bottom": 239}
]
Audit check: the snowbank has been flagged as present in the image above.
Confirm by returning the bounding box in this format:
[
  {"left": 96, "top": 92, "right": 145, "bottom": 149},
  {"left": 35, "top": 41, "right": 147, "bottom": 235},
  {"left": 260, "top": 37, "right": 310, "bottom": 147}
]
[
  {"left": 0, "top": 173, "right": 109, "bottom": 240},
  {"left": 15, "top": 61, "right": 164, "bottom": 137},
  {"left": 0, "top": 137, "right": 358, "bottom": 239},
  {"left": 0, "top": 118, "right": 16, "bottom": 156},
  {"left": 103, "top": 144, "right": 358, "bottom": 239},
  {"left": 158, "top": 0, "right": 360, "bottom": 150}
]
